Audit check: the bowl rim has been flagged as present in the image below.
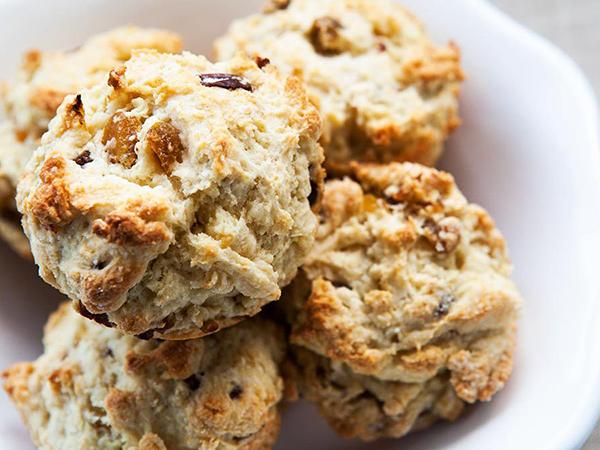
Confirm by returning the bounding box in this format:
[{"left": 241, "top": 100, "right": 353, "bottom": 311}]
[
  {"left": 0, "top": 0, "right": 599, "bottom": 449},
  {"left": 464, "top": 1, "right": 600, "bottom": 449}
]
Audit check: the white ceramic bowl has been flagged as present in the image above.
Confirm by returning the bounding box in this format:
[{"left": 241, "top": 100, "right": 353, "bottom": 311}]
[{"left": 1, "top": 0, "right": 599, "bottom": 449}]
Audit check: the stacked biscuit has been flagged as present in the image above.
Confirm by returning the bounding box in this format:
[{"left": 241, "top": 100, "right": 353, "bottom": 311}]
[{"left": 1, "top": 1, "right": 522, "bottom": 449}]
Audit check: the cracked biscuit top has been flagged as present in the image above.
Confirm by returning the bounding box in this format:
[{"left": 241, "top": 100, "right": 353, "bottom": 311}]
[
  {"left": 285, "top": 162, "right": 521, "bottom": 383},
  {"left": 17, "top": 51, "right": 323, "bottom": 339},
  {"left": 215, "top": 0, "right": 464, "bottom": 176},
  {"left": 3, "top": 303, "right": 285, "bottom": 450},
  {"left": 0, "top": 26, "right": 183, "bottom": 258},
  {"left": 283, "top": 163, "right": 521, "bottom": 439}
]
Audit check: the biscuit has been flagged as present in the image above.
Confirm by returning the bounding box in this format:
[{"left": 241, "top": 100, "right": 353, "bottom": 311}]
[
  {"left": 215, "top": 0, "right": 463, "bottom": 176},
  {"left": 0, "top": 26, "right": 183, "bottom": 258},
  {"left": 3, "top": 303, "right": 286, "bottom": 450},
  {"left": 283, "top": 163, "right": 521, "bottom": 439},
  {"left": 17, "top": 51, "right": 323, "bottom": 339}
]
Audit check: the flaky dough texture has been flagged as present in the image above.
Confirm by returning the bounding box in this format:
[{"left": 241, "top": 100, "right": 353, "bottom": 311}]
[
  {"left": 17, "top": 51, "right": 323, "bottom": 339},
  {"left": 3, "top": 303, "right": 286, "bottom": 450},
  {"left": 283, "top": 162, "right": 521, "bottom": 439},
  {"left": 215, "top": 0, "right": 463, "bottom": 176},
  {"left": 0, "top": 26, "right": 183, "bottom": 258}
]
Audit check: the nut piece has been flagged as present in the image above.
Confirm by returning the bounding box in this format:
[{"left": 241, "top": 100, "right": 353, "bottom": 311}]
[
  {"left": 102, "top": 112, "right": 142, "bottom": 168},
  {"left": 146, "top": 121, "right": 185, "bottom": 174},
  {"left": 308, "top": 17, "right": 345, "bottom": 56},
  {"left": 423, "top": 216, "right": 462, "bottom": 254}
]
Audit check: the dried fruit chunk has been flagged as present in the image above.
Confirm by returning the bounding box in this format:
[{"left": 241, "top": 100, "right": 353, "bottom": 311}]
[
  {"left": 255, "top": 56, "right": 271, "bottom": 69},
  {"left": 263, "top": 0, "right": 290, "bottom": 13},
  {"left": 198, "top": 73, "right": 253, "bottom": 92},
  {"left": 102, "top": 112, "right": 142, "bottom": 168},
  {"left": 308, "top": 17, "right": 345, "bottom": 56},
  {"left": 146, "top": 121, "right": 185, "bottom": 174},
  {"left": 74, "top": 150, "right": 93, "bottom": 166}
]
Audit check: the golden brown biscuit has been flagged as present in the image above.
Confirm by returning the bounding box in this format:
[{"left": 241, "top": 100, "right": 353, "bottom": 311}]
[
  {"left": 283, "top": 162, "right": 521, "bottom": 439},
  {"left": 215, "top": 0, "right": 463, "bottom": 176},
  {"left": 3, "top": 303, "right": 286, "bottom": 450},
  {"left": 0, "top": 26, "right": 183, "bottom": 258},
  {"left": 17, "top": 51, "right": 323, "bottom": 339}
]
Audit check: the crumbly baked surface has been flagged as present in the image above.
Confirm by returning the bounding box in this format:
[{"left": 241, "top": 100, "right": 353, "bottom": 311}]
[
  {"left": 215, "top": 0, "right": 463, "bottom": 176},
  {"left": 3, "top": 303, "right": 286, "bottom": 450},
  {"left": 17, "top": 50, "right": 323, "bottom": 339},
  {"left": 283, "top": 162, "right": 521, "bottom": 439},
  {"left": 0, "top": 26, "right": 183, "bottom": 258}
]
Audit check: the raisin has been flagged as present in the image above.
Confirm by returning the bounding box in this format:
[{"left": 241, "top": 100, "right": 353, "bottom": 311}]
[
  {"left": 255, "top": 56, "right": 271, "bottom": 69},
  {"left": 201, "top": 320, "right": 220, "bottom": 334},
  {"left": 105, "top": 348, "right": 114, "bottom": 358},
  {"left": 434, "top": 293, "right": 456, "bottom": 317},
  {"left": 77, "top": 301, "right": 115, "bottom": 328},
  {"left": 74, "top": 150, "right": 93, "bottom": 166},
  {"left": 135, "top": 330, "right": 155, "bottom": 341},
  {"left": 229, "top": 384, "right": 243, "bottom": 400},
  {"left": 198, "top": 73, "right": 253, "bottom": 92},
  {"left": 146, "top": 121, "right": 185, "bottom": 174},
  {"left": 102, "top": 112, "right": 142, "bottom": 168},
  {"left": 183, "top": 374, "right": 202, "bottom": 391}
]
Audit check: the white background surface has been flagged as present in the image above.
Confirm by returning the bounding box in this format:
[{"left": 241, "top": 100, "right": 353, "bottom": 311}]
[{"left": 0, "top": 1, "right": 599, "bottom": 449}]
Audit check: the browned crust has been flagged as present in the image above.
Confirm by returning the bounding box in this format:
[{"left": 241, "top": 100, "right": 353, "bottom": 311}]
[
  {"left": 449, "top": 325, "right": 516, "bottom": 403},
  {"left": 239, "top": 408, "right": 281, "bottom": 450},
  {"left": 47, "top": 364, "right": 80, "bottom": 394},
  {"left": 352, "top": 162, "right": 455, "bottom": 206},
  {"left": 291, "top": 278, "right": 380, "bottom": 372},
  {"left": 28, "top": 156, "right": 74, "bottom": 228},
  {"left": 2, "top": 362, "right": 35, "bottom": 404},
  {"left": 105, "top": 387, "right": 143, "bottom": 434},
  {"left": 81, "top": 262, "right": 144, "bottom": 314},
  {"left": 401, "top": 41, "right": 465, "bottom": 88},
  {"left": 284, "top": 74, "right": 322, "bottom": 140},
  {"left": 287, "top": 347, "right": 465, "bottom": 441},
  {"left": 125, "top": 340, "right": 203, "bottom": 380},
  {"left": 108, "top": 66, "right": 126, "bottom": 90},
  {"left": 63, "top": 94, "right": 86, "bottom": 129},
  {"left": 153, "top": 314, "right": 250, "bottom": 341},
  {"left": 137, "top": 433, "right": 168, "bottom": 450},
  {"left": 92, "top": 210, "right": 170, "bottom": 246}
]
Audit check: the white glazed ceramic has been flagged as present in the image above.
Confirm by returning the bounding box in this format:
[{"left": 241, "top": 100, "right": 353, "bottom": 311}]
[{"left": 0, "top": 0, "right": 599, "bottom": 449}]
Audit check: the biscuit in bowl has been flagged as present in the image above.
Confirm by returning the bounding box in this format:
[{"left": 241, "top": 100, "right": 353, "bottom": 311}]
[
  {"left": 0, "top": 26, "right": 183, "bottom": 258},
  {"left": 3, "top": 303, "right": 286, "bottom": 450},
  {"left": 17, "top": 51, "right": 323, "bottom": 339},
  {"left": 283, "top": 162, "right": 521, "bottom": 440},
  {"left": 215, "top": 0, "right": 464, "bottom": 176}
]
